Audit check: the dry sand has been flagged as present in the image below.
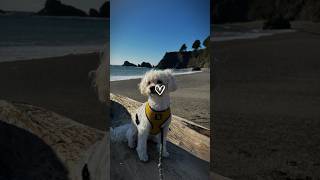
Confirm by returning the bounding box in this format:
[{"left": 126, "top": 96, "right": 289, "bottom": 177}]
[
  {"left": 212, "top": 24, "right": 320, "bottom": 179},
  {"left": 0, "top": 53, "right": 107, "bottom": 130},
  {"left": 110, "top": 71, "right": 210, "bottom": 128}
]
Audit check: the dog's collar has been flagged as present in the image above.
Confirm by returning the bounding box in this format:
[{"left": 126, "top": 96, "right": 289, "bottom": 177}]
[{"left": 145, "top": 102, "right": 171, "bottom": 135}]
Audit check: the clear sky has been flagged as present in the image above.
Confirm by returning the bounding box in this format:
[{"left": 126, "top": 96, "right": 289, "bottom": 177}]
[
  {"left": 0, "top": 0, "right": 106, "bottom": 12},
  {"left": 111, "top": 0, "right": 210, "bottom": 65}
]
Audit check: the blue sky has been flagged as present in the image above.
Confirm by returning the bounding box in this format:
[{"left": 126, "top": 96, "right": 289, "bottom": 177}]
[{"left": 111, "top": 0, "right": 210, "bottom": 65}]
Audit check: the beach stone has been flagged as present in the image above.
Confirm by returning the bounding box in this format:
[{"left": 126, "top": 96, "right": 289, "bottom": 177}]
[
  {"left": 263, "top": 15, "right": 291, "bottom": 29},
  {"left": 192, "top": 67, "right": 201, "bottom": 71}
]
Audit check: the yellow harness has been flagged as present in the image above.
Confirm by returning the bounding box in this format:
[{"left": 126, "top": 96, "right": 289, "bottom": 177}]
[{"left": 145, "top": 102, "right": 171, "bottom": 135}]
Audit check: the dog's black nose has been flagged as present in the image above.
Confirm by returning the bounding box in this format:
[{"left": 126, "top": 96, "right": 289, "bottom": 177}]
[{"left": 150, "top": 86, "right": 156, "bottom": 93}]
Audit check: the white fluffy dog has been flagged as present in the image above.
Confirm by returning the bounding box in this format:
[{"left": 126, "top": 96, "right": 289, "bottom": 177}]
[{"left": 126, "top": 69, "right": 177, "bottom": 162}]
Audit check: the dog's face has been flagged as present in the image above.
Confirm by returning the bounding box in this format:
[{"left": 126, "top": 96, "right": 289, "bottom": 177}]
[{"left": 139, "top": 69, "right": 177, "bottom": 97}]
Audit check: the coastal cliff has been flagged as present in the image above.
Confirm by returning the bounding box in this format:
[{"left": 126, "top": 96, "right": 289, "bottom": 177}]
[
  {"left": 37, "top": 0, "right": 87, "bottom": 17},
  {"left": 37, "top": 0, "right": 110, "bottom": 18},
  {"left": 99, "top": 2, "right": 110, "bottom": 18},
  {"left": 156, "top": 48, "right": 210, "bottom": 69},
  {"left": 89, "top": 2, "right": 110, "bottom": 18}
]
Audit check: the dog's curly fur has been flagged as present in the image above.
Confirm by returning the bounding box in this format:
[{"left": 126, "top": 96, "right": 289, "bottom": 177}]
[
  {"left": 126, "top": 69, "right": 177, "bottom": 161},
  {"left": 91, "top": 52, "right": 178, "bottom": 162}
]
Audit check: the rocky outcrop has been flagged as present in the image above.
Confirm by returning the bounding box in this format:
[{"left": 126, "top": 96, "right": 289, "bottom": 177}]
[
  {"left": 263, "top": 15, "right": 291, "bottom": 29},
  {"left": 89, "top": 8, "right": 100, "bottom": 17},
  {"left": 213, "top": 0, "right": 320, "bottom": 24},
  {"left": 37, "top": 0, "right": 87, "bottom": 17},
  {"left": 156, "top": 49, "right": 210, "bottom": 69},
  {"left": 192, "top": 67, "right": 201, "bottom": 71},
  {"left": 122, "top": 61, "right": 137, "bottom": 67},
  {"left": 89, "top": 2, "right": 110, "bottom": 18},
  {"left": 139, "top": 62, "right": 152, "bottom": 68}
]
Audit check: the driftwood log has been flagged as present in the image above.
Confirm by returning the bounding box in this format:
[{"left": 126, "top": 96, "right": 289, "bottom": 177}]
[
  {"left": 0, "top": 96, "right": 230, "bottom": 180},
  {"left": 110, "top": 94, "right": 210, "bottom": 179},
  {"left": 111, "top": 94, "right": 232, "bottom": 180},
  {"left": 0, "top": 100, "right": 105, "bottom": 180},
  {"left": 111, "top": 93, "right": 210, "bottom": 160}
]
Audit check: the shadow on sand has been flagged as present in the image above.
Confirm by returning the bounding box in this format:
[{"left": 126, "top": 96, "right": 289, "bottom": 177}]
[{"left": 0, "top": 121, "right": 69, "bottom": 180}]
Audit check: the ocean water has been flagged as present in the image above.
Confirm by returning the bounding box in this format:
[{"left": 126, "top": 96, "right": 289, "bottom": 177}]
[
  {"left": 110, "top": 65, "right": 199, "bottom": 81},
  {"left": 212, "top": 24, "right": 295, "bottom": 41},
  {"left": 0, "top": 15, "right": 109, "bottom": 62}
]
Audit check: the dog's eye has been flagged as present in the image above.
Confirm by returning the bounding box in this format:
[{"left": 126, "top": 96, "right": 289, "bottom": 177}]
[
  {"left": 157, "top": 80, "right": 162, "bottom": 84},
  {"left": 148, "top": 81, "right": 151, "bottom": 85}
]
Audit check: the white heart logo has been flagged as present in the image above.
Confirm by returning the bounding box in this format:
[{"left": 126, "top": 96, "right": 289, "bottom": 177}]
[{"left": 155, "top": 84, "right": 165, "bottom": 96}]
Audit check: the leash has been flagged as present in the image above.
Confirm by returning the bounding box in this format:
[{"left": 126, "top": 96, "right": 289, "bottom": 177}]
[{"left": 158, "top": 127, "right": 164, "bottom": 180}]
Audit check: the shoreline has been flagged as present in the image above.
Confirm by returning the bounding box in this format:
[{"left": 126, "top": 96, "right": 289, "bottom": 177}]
[
  {"left": 0, "top": 51, "right": 102, "bottom": 64},
  {"left": 0, "top": 47, "right": 104, "bottom": 63},
  {"left": 212, "top": 29, "right": 296, "bottom": 42},
  {"left": 211, "top": 20, "right": 320, "bottom": 42},
  {"left": 110, "top": 69, "right": 203, "bottom": 82}
]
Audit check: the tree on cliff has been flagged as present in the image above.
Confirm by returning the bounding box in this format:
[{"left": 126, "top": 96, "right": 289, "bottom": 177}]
[
  {"left": 192, "top": 40, "right": 201, "bottom": 51},
  {"left": 179, "top": 44, "right": 187, "bottom": 52}
]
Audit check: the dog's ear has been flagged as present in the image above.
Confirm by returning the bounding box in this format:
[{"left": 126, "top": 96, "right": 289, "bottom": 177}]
[
  {"left": 139, "top": 72, "right": 149, "bottom": 95},
  {"left": 165, "top": 69, "right": 177, "bottom": 92}
]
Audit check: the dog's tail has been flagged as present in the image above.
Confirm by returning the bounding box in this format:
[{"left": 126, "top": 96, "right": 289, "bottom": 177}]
[{"left": 110, "top": 123, "right": 131, "bottom": 142}]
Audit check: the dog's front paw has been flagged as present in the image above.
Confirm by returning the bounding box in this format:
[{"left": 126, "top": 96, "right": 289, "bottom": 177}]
[
  {"left": 136, "top": 149, "right": 149, "bottom": 162},
  {"left": 157, "top": 144, "right": 170, "bottom": 158},
  {"left": 162, "top": 150, "right": 170, "bottom": 158},
  {"left": 128, "top": 141, "right": 135, "bottom": 149}
]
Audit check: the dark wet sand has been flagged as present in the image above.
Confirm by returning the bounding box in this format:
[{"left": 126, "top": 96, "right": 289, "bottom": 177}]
[
  {"left": 0, "top": 53, "right": 107, "bottom": 130},
  {"left": 212, "top": 26, "right": 320, "bottom": 179}
]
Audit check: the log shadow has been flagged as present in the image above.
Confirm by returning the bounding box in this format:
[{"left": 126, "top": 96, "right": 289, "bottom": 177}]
[{"left": 0, "top": 121, "right": 68, "bottom": 180}]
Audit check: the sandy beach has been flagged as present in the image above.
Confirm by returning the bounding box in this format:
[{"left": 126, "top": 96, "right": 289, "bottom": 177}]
[
  {"left": 110, "top": 71, "right": 210, "bottom": 129},
  {"left": 0, "top": 53, "right": 107, "bottom": 130},
  {"left": 212, "top": 22, "right": 320, "bottom": 179}
]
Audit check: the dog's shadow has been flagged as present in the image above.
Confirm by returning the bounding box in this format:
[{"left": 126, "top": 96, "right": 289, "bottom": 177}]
[
  {"left": 110, "top": 100, "right": 132, "bottom": 127},
  {"left": 110, "top": 100, "right": 209, "bottom": 180}
]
